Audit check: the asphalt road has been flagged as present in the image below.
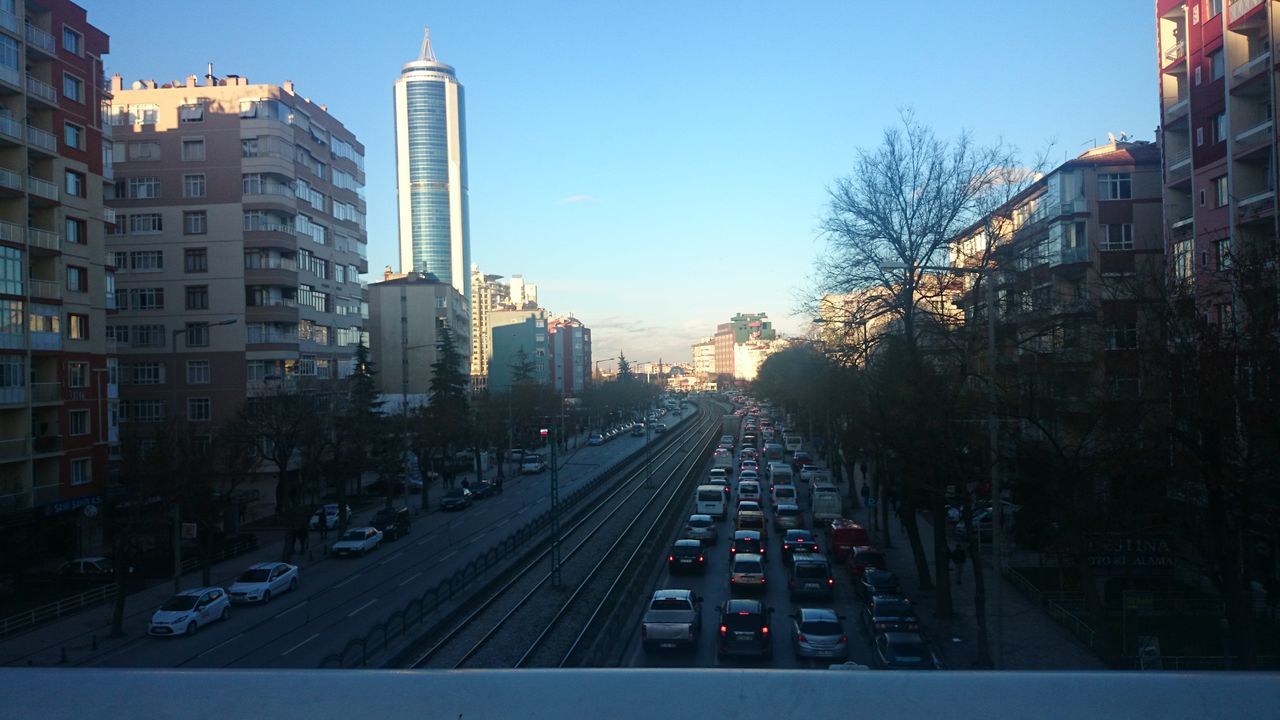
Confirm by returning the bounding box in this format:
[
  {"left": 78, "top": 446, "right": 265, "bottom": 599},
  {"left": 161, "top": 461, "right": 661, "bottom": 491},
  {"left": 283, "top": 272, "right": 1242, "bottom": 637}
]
[
  {"left": 623, "top": 442, "right": 879, "bottom": 669},
  {"left": 84, "top": 410, "right": 695, "bottom": 668}
]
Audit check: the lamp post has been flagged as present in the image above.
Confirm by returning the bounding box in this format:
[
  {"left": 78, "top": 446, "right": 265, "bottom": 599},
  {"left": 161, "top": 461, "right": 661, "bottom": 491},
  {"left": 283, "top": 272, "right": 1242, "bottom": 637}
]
[{"left": 169, "top": 318, "right": 238, "bottom": 593}]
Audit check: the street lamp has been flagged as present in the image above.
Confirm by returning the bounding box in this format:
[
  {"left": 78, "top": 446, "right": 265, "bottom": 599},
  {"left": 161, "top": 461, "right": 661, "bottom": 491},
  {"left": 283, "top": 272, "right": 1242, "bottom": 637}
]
[
  {"left": 169, "top": 318, "right": 238, "bottom": 594},
  {"left": 883, "top": 260, "right": 1003, "bottom": 668}
]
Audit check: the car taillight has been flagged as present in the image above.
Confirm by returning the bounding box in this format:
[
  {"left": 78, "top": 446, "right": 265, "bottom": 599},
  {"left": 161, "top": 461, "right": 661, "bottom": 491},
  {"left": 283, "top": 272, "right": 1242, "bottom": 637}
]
[
  {"left": 797, "top": 633, "right": 807, "bottom": 643},
  {"left": 761, "top": 626, "right": 769, "bottom": 634},
  {"left": 908, "top": 623, "right": 919, "bottom": 630},
  {"left": 720, "top": 625, "right": 727, "bottom": 637},
  {"left": 667, "top": 555, "right": 674, "bottom": 562},
  {"left": 839, "top": 635, "right": 848, "bottom": 644},
  {"left": 827, "top": 578, "right": 834, "bottom": 586},
  {"left": 698, "top": 556, "right": 705, "bottom": 562},
  {"left": 875, "top": 622, "right": 888, "bottom": 631}
]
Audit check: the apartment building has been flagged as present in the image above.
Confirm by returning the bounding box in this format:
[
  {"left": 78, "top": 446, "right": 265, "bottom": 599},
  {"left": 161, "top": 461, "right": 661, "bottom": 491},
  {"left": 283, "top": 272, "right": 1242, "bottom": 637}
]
[
  {"left": 469, "top": 264, "right": 509, "bottom": 390},
  {"left": 548, "top": 315, "right": 591, "bottom": 396},
  {"left": 367, "top": 269, "right": 468, "bottom": 403},
  {"left": 107, "top": 73, "right": 368, "bottom": 431},
  {"left": 0, "top": 1, "right": 115, "bottom": 554},
  {"left": 487, "top": 307, "right": 549, "bottom": 392}
]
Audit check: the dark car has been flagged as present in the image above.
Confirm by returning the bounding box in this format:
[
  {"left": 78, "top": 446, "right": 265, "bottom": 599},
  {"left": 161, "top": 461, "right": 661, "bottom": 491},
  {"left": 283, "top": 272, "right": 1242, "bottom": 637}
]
[
  {"left": 788, "top": 557, "right": 835, "bottom": 600},
  {"left": 370, "top": 507, "right": 411, "bottom": 541},
  {"left": 790, "top": 451, "right": 813, "bottom": 472},
  {"left": 863, "top": 595, "right": 919, "bottom": 635},
  {"left": 717, "top": 598, "right": 773, "bottom": 659},
  {"left": 782, "top": 529, "right": 819, "bottom": 562},
  {"left": 470, "top": 480, "right": 502, "bottom": 499},
  {"left": 729, "top": 530, "right": 764, "bottom": 557},
  {"left": 439, "top": 487, "right": 473, "bottom": 511},
  {"left": 846, "top": 546, "right": 888, "bottom": 580},
  {"left": 872, "top": 631, "right": 940, "bottom": 669},
  {"left": 667, "top": 539, "right": 706, "bottom": 575},
  {"left": 855, "top": 569, "right": 903, "bottom": 601}
]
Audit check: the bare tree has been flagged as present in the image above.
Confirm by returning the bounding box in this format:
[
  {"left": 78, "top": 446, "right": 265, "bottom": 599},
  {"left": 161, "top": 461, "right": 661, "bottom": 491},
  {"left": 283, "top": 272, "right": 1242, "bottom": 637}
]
[{"left": 241, "top": 382, "right": 322, "bottom": 562}]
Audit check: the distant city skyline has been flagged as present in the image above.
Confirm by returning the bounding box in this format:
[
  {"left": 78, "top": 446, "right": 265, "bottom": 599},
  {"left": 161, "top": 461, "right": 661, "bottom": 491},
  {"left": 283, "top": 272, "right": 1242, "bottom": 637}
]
[{"left": 92, "top": 1, "right": 1157, "bottom": 364}]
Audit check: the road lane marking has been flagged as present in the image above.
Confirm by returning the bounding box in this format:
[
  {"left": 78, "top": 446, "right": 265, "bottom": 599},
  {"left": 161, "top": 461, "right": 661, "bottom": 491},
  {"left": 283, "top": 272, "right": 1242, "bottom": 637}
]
[
  {"left": 439, "top": 550, "right": 458, "bottom": 562},
  {"left": 333, "top": 572, "right": 362, "bottom": 589},
  {"left": 378, "top": 551, "right": 404, "bottom": 566},
  {"left": 282, "top": 632, "right": 320, "bottom": 656},
  {"left": 398, "top": 571, "right": 423, "bottom": 587},
  {"left": 347, "top": 599, "right": 378, "bottom": 617},
  {"left": 515, "top": 507, "right": 528, "bottom": 515},
  {"left": 197, "top": 633, "right": 243, "bottom": 658},
  {"left": 272, "top": 603, "right": 304, "bottom": 619}
]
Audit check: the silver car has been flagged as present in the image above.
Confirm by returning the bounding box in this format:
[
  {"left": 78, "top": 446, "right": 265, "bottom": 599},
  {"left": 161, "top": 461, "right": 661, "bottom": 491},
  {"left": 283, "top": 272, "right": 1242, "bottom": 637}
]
[
  {"left": 791, "top": 607, "right": 849, "bottom": 660},
  {"left": 685, "top": 514, "right": 718, "bottom": 545}
]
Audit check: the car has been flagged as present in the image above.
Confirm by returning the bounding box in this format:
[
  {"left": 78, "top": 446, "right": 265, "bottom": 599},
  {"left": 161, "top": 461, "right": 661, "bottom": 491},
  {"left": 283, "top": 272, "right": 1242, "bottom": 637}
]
[
  {"left": 863, "top": 594, "right": 920, "bottom": 635},
  {"left": 736, "top": 500, "right": 763, "bottom": 515},
  {"left": 729, "top": 553, "right": 767, "bottom": 593},
  {"left": 719, "top": 434, "right": 736, "bottom": 448},
  {"left": 717, "top": 598, "right": 773, "bottom": 659},
  {"left": 470, "top": 480, "right": 502, "bottom": 498},
  {"left": 668, "top": 539, "right": 707, "bottom": 574},
  {"left": 827, "top": 519, "right": 872, "bottom": 561},
  {"left": 148, "top": 587, "right": 230, "bottom": 637},
  {"left": 439, "top": 487, "right": 473, "bottom": 511},
  {"left": 789, "top": 557, "right": 835, "bottom": 599},
  {"left": 309, "top": 503, "right": 352, "bottom": 530},
  {"left": 730, "top": 530, "right": 765, "bottom": 557},
  {"left": 855, "top": 569, "right": 903, "bottom": 601},
  {"left": 782, "top": 529, "right": 820, "bottom": 561},
  {"left": 774, "top": 503, "right": 804, "bottom": 530},
  {"left": 58, "top": 556, "right": 114, "bottom": 576},
  {"left": 331, "top": 526, "right": 383, "bottom": 557},
  {"left": 642, "top": 589, "right": 702, "bottom": 652},
  {"left": 520, "top": 455, "right": 548, "bottom": 474},
  {"left": 738, "top": 460, "right": 759, "bottom": 474},
  {"left": 705, "top": 477, "right": 731, "bottom": 497},
  {"left": 738, "top": 469, "right": 760, "bottom": 484},
  {"left": 371, "top": 506, "right": 412, "bottom": 540},
  {"left": 790, "top": 607, "right": 849, "bottom": 660},
  {"left": 228, "top": 562, "right": 298, "bottom": 604},
  {"left": 956, "top": 501, "right": 1020, "bottom": 539},
  {"left": 846, "top": 546, "right": 888, "bottom": 579},
  {"left": 739, "top": 447, "right": 759, "bottom": 461},
  {"left": 653, "top": 423, "right": 668, "bottom": 434},
  {"left": 791, "top": 451, "right": 813, "bottom": 472},
  {"left": 685, "top": 514, "right": 718, "bottom": 545},
  {"left": 588, "top": 433, "right": 604, "bottom": 446},
  {"left": 798, "top": 464, "right": 819, "bottom": 482},
  {"left": 632, "top": 424, "right": 647, "bottom": 437},
  {"left": 737, "top": 480, "right": 761, "bottom": 503},
  {"left": 770, "top": 483, "right": 798, "bottom": 508},
  {"left": 734, "top": 509, "right": 768, "bottom": 541},
  {"left": 872, "top": 631, "right": 940, "bottom": 670},
  {"left": 708, "top": 468, "right": 730, "bottom": 483}
]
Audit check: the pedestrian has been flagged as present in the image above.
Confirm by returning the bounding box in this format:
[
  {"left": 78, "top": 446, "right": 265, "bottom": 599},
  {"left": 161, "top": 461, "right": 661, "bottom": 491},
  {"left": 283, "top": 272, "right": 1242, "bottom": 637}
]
[
  {"left": 951, "top": 545, "right": 967, "bottom": 585},
  {"left": 300, "top": 527, "right": 310, "bottom": 552},
  {"left": 316, "top": 511, "right": 328, "bottom": 541},
  {"left": 860, "top": 483, "right": 871, "bottom": 505},
  {"left": 859, "top": 460, "right": 868, "bottom": 479}
]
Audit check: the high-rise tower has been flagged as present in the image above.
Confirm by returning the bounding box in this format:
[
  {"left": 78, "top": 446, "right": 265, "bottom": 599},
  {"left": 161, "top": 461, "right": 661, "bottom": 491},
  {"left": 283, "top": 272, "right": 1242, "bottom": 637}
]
[{"left": 394, "top": 27, "right": 470, "bottom": 308}]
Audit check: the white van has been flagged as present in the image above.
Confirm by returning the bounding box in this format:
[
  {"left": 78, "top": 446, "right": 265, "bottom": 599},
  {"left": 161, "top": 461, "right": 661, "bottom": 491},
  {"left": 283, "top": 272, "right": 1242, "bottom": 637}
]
[
  {"left": 696, "top": 484, "right": 728, "bottom": 519},
  {"left": 811, "top": 483, "right": 843, "bottom": 524},
  {"left": 768, "top": 462, "right": 794, "bottom": 486},
  {"left": 784, "top": 435, "right": 803, "bottom": 453}
]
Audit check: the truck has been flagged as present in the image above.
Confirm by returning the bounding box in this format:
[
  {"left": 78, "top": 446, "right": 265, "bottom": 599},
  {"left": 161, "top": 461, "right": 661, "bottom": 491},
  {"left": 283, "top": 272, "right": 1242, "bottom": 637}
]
[
  {"left": 712, "top": 449, "right": 734, "bottom": 473},
  {"left": 641, "top": 589, "right": 702, "bottom": 651},
  {"left": 811, "top": 483, "right": 843, "bottom": 525},
  {"left": 722, "top": 414, "right": 740, "bottom": 438}
]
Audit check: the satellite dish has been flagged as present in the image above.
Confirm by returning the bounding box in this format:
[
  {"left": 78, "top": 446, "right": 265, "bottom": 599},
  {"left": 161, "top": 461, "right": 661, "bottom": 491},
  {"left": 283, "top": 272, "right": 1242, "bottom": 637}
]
[{"left": 1106, "top": 132, "right": 1118, "bottom": 143}]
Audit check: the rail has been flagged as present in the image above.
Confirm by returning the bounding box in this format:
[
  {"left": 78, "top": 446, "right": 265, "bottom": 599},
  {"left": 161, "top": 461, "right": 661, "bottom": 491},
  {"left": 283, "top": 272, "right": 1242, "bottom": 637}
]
[
  {"left": 0, "top": 583, "right": 118, "bottom": 638},
  {"left": 1045, "top": 597, "right": 1097, "bottom": 650}
]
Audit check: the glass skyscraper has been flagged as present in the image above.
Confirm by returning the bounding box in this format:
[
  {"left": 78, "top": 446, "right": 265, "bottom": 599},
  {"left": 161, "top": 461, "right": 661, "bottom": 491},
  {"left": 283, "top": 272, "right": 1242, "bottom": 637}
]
[{"left": 394, "top": 27, "right": 471, "bottom": 306}]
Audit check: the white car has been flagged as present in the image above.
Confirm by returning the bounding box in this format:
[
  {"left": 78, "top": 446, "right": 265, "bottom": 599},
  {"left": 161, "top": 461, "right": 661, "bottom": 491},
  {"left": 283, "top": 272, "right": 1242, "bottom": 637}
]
[
  {"left": 521, "top": 456, "right": 548, "bottom": 474},
  {"left": 149, "top": 587, "right": 230, "bottom": 637},
  {"left": 331, "top": 526, "right": 383, "bottom": 557},
  {"left": 228, "top": 561, "right": 298, "bottom": 604},
  {"left": 799, "top": 465, "right": 819, "bottom": 482},
  {"left": 309, "top": 503, "right": 352, "bottom": 530}
]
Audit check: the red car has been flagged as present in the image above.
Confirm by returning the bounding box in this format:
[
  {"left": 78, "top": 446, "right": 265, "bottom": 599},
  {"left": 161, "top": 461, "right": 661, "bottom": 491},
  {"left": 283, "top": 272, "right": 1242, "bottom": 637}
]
[{"left": 846, "top": 546, "right": 888, "bottom": 579}]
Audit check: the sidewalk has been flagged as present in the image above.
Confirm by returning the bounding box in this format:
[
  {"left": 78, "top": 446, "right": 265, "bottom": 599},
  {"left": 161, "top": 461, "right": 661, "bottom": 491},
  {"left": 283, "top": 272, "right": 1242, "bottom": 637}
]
[{"left": 851, "top": 469, "right": 1105, "bottom": 670}]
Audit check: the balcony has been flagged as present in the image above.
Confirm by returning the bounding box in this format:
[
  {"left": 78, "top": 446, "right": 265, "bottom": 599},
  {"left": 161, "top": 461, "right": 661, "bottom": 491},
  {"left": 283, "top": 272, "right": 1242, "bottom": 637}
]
[
  {"left": 1234, "top": 119, "right": 1273, "bottom": 154},
  {"left": 1236, "top": 189, "right": 1275, "bottom": 224},
  {"left": 1229, "top": 0, "right": 1266, "bottom": 23},
  {"left": 26, "top": 175, "right": 58, "bottom": 204},
  {"left": 0, "top": 384, "right": 23, "bottom": 406},
  {"left": 0, "top": 115, "right": 19, "bottom": 144},
  {"left": 30, "top": 330, "right": 60, "bottom": 351},
  {"left": 243, "top": 223, "right": 300, "bottom": 252},
  {"left": 25, "top": 74, "right": 57, "bottom": 107},
  {"left": 0, "top": 220, "right": 20, "bottom": 245},
  {"left": 31, "top": 433, "right": 63, "bottom": 455},
  {"left": 1164, "top": 39, "right": 1186, "bottom": 65},
  {"left": 103, "top": 207, "right": 117, "bottom": 224},
  {"left": 30, "top": 382, "right": 61, "bottom": 405},
  {"left": 25, "top": 124, "right": 56, "bottom": 155},
  {"left": 28, "top": 278, "right": 60, "bottom": 299},
  {"left": 0, "top": 436, "right": 27, "bottom": 463},
  {"left": 0, "top": 10, "right": 18, "bottom": 36},
  {"left": 26, "top": 225, "right": 59, "bottom": 252},
  {"left": 1232, "top": 51, "right": 1271, "bottom": 84},
  {"left": 1056, "top": 245, "right": 1089, "bottom": 266},
  {"left": 0, "top": 64, "right": 17, "bottom": 90},
  {"left": 1163, "top": 96, "right": 1189, "bottom": 123},
  {"left": 0, "top": 166, "right": 22, "bottom": 194},
  {"left": 24, "top": 23, "right": 55, "bottom": 57},
  {"left": 1166, "top": 145, "right": 1192, "bottom": 182}
]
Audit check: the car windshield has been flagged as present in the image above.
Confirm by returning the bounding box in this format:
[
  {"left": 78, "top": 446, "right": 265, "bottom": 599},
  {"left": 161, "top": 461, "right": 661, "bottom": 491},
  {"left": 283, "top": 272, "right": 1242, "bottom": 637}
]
[
  {"left": 734, "top": 560, "right": 763, "bottom": 573},
  {"left": 237, "top": 569, "right": 270, "bottom": 583},
  {"left": 651, "top": 598, "right": 691, "bottom": 611},
  {"left": 723, "top": 613, "right": 763, "bottom": 630},
  {"left": 801, "top": 621, "right": 842, "bottom": 636},
  {"left": 875, "top": 600, "right": 914, "bottom": 617},
  {"left": 445, "top": 490, "right": 465, "bottom": 498},
  {"left": 777, "top": 507, "right": 798, "bottom": 516},
  {"left": 341, "top": 530, "right": 366, "bottom": 541},
  {"left": 795, "top": 563, "right": 828, "bottom": 579},
  {"left": 689, "top": 517, "right": 712, "bottom": 528},
  {"left": 888, "top": 640, "right": 929, "bottom": 663},
  {"left": 160, "top": 595, "right": 198, "bottom": 612}
]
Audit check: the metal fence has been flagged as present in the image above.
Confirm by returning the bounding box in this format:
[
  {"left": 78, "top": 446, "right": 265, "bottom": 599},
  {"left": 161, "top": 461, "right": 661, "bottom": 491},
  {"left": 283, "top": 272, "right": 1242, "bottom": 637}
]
[{"left": 0, "top": 583, "right": 118, "bottom": 638}]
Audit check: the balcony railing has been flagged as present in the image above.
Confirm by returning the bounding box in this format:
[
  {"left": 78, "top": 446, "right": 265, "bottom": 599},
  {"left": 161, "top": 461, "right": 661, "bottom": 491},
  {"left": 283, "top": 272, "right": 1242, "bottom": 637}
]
[
  {"left": 26, "top": 225, "right": 59, "bottom": 251},
  {"left": 0, "top": 436, "right": 27, "bottom": 461},
  {"left": 0, "top": 65, "right": 17, "bottom": 88},
  {"left": 30, "top": 382, "right": 61, "bottom": 404},
  {"left": 1164, "top": 39, "right": 1186, "bottom": 64},
  {"left": 26, "top": 175, "right": 58, "bottom": 201},
  {"left": 1164, "top": 96, "right": 1189, "bottom": 121},
  {"left": 1232, "top": 50, "right": 1271, "bottom": 82},
  {"left": 247, "top": 298, "right": 299, "bottom": 309},
  {"left": 244, "top": 221, "right": 296, "bottom": 234},
  {"left": 103, "top": 207, "right": 117, "bottom": 224},
  {"left": 1230, "top": 0, "right": 1265, "bottom": 23},
  {"left": 25, "top": 124, "right": 56, "bottom": 153},
  {"left": 1171, "top": 215, "right": 1195, "bottom": 230},
  {"left": 0, "top": 385, "right": 23, "bottom": 406},
  {"left": 31, "top": 434, "right": 63, "bottom": 454},
  {"left": 25, "top": 74, "right": 57, "bottom": 105},
  {"left": 1235, "top": 119, "right": 1273, "bottom": 150},
  {"left": 23, "top": 23, "right": 55, "bottom": 55},
  {"left": 0, "top": 115, "right": 20, "bottom": 142},
  {"left": 0, "top": 220, "right": 20, "bottom": 244},
  {"left": 28, "top": 278, "right": 60, "bottom": 299},
  {"left": 0, "top": 166, "right": 22, "bottom": 192},
  {"left": 1166, "top": 145, "right": 1191, "bottom": 167},
  {"left": 30, "top": 331, "right": 60, "bottom": 351},
  {"left": 0, "top": 10, "right": 18, "bottom": 35},
  {"left": 1058, "top": 245, "right": 1089, "bottom": 265}
]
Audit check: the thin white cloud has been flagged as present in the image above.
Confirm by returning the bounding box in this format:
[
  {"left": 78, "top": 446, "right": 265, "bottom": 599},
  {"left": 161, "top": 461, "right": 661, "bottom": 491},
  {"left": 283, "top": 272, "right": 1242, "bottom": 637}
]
[{"left": 559, "top": 194, "right": 596, "bottom": 205}]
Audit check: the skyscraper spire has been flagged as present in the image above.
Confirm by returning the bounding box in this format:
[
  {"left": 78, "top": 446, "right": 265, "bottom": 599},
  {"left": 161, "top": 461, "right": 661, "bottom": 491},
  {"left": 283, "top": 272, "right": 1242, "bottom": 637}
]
[{"left": 419, "top": 26, "right": 436, "bottom": 62}]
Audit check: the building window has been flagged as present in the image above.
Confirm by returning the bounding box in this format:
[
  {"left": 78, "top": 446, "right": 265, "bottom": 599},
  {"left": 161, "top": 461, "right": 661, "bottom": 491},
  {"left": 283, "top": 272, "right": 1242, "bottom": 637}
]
[
  {"left": 66, "top": 265, "right": 87, "bottom": 292},
  {"left": 1210, "top": 48, "right": 1224, "bottom": 81},
  {"left": 129, "top": 288, "right": 164, "bottom": 310},
  {"left": 1106, "top": 323, "right": 1139, "bottom": 350},
  {"left": 130, "top": 362, "right": 164, "bottom": 385},
  {"left": 129, "top": 250, "right": 163, "bottom": 271},
  {"left": 62, "top": 27, "right": 83, "bottom": 55},
  {"left": 1216, "top": 239, "right": 1232, "bottom": 269},
  {"left": 69, "top": 409, "right": 90, "bottom": 436},
  {"left": 68, "top": 361, "right": 89, "bottom": 388},
  {"left": 187, "top": 360, "right": 210, "bottom": 385},
  {"left": 65, "top": 170, "right": 84, "bottom": 197},
  {"left": 1173, "top": 238, "right": 1194, "bottom": 283},
  {"left": 181, "top": 137, "right": 205, "bottom": 161},
  {"left": 183, "top": 174, "right": 206, "bottom": 198},
  {"left": 65, "top": 217, "right": 85, "bottom": 244},
  {"left": 183, "top": 211, "right": 207, "bottom": 235},
  {"left": 63, "top": 122, "right": 83, "bottom": 150},
  {"left": 127, "top": 177, "right": 161, "bottom": 199},
  {"left": 185, "top": 285, "right": 208, "bottom": 310},
  {"left": 1217, "top": 302, "right": 1234, "bottom": 331},
  {"left": 131, "top": 324, "right": 166, "bottom": 348},
  {"left": 62, "top": 73, "right": 83, "bottom": 102},
  {"left": 187, "top": 398, "right": 211, "bottom": 422},
  {"left": 179, "top": 104, "right": 204, "bottom": 123},
  {"left": 1097, "top": 173, "right": 1132, "bottom": 200},
  {"left": 1099, "top": 224, "right": 1134, "bottom": 251},
  {"left": 1214, "top": 175, "right": 1229, "bottom": 207},
  {"left": 128, "top": 141, "right": 160, "bottom": 161},
  {"left": 1213, "top": 113, "right": 1227, "bottom": 143},
  {"left": 1196, "top": 127, "right": 1204, "bottom": 146},
  {"left": 1208, "top": 0, "right": 1223, "bottom": 18},
  {"left": 70, "top": 458, "right": 91, "bottom": 485},
  {"left": 185, "top": 322, "right": 209, "bottom": 347},
  {"left": 184, "top": 248, "right": 208, "bottom": 273},
  {"left": 128, "top": 214, "right": 163, "bottom": 234},
  {"left": 68, "top": 313, "right": 88, "bottom": 340}
]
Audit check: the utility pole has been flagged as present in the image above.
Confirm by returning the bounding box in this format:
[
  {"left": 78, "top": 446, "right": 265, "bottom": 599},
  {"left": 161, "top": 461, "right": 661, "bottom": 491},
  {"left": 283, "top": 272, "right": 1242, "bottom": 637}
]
[
  {"left": 985, "top": 266, "right": 1004, "bottom": 670},
  {"left": 544, "top": 426, "right": 561, "bottom": 587}
]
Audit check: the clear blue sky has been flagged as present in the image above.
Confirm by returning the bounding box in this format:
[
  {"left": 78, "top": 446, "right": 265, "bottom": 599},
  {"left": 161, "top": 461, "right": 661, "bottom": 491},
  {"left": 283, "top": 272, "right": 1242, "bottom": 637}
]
[{"left": 95, "top": 1, "right": 1156, "bottom": 366}]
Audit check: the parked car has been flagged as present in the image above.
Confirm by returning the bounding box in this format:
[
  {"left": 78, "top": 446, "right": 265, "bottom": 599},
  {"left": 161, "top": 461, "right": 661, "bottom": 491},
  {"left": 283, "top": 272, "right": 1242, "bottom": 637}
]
[
  {"left": 588, "top": 433, "right": 604, "bottom": 446},
  {"left": 717, "top": 598, "right": 773, "bottom": 659},
  {"left": 440, "top": 487, "right": 473, "bottom": 511},
  {"left": 520, "top": 455, "right": 548, "bottom": 474},
  {"left": 309, "top": 503, "right": 352, "bottom": 531},
  {"left": 685, "top": 514, "right": 718, "bottom": 545},
  {"left": 148, "top": 587, "right": 230, "bottom": 637},
  {"left": 371, "top": 506, "right": 412, "bottom": 541},
  {"left": 871, "top": 631, "right": 940, "bottom": 670},
  {"left": 668, "top": 539, "right": 707, "bottom": 575},
  {"left": 641, "top": 589, "right": 702, "bottom": 652},
  {"left": 470, "top": 480, "right": 501, "bottom": 499},
  {"left": 653, "top": 423, "right": 668, "bottom": 434},
  {"left": 846, "top": 546, "right": 888, "bottom": 580},
  {"left": 331, "top": 527, "right": 382, "bottom": 557},
  {"left": 827, "top": 519, "right": 872, "bottom": 562},
  {"left": 58, "top": 556, "right": 114, "bottom": 577},
  {"left": 228, "top": 562, "right": 298, "bottom": 604},
  {"left": 855, "top": 569, "right": 903, "bottom": 601},
  {"left": 789, "top": 557, "right": 835, "bottom": 600},
  {"left": 790, "top": 607, "right": 849, "bottom": 661},
  {"left": 863, "top": 594, "right": 919, "bottom": 635}
]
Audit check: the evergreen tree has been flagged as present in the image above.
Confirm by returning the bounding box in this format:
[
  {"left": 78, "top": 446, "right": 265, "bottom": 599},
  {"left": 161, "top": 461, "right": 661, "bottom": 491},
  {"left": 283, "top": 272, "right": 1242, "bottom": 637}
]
[
  {"left": 617, "top": 352, "right": 633, "bottom": 382},
  {"left": 510, "top": 346, "right": 538, "bottom": 385}
]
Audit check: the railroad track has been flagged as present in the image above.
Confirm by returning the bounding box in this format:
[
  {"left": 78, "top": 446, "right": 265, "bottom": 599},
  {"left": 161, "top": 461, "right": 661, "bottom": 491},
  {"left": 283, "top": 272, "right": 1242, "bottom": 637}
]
[{"left": 405, "top": 406, "right": 720, "bottom": 669}]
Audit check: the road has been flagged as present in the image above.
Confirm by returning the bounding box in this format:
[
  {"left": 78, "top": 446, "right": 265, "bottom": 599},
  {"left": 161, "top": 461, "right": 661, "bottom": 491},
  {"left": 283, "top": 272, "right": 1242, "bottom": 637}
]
[{"left": 77, "top": 410, "right": 694, "bottom": 668}]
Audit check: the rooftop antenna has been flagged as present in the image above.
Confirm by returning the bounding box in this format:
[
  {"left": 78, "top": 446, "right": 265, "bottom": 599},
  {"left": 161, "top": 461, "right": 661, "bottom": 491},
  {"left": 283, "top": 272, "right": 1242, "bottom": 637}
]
[{"left": 419, "top": 26, "right": 436, "bottom": 62}]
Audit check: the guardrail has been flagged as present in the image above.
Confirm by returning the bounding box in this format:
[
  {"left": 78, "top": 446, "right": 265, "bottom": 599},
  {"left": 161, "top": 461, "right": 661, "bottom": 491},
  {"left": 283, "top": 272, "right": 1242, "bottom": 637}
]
[
  {"left": 0, "top": 583, "right": 118, "bottom": 638},
  {"left": 324, "top": 405, "right": 707, "bottom": 669}
]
